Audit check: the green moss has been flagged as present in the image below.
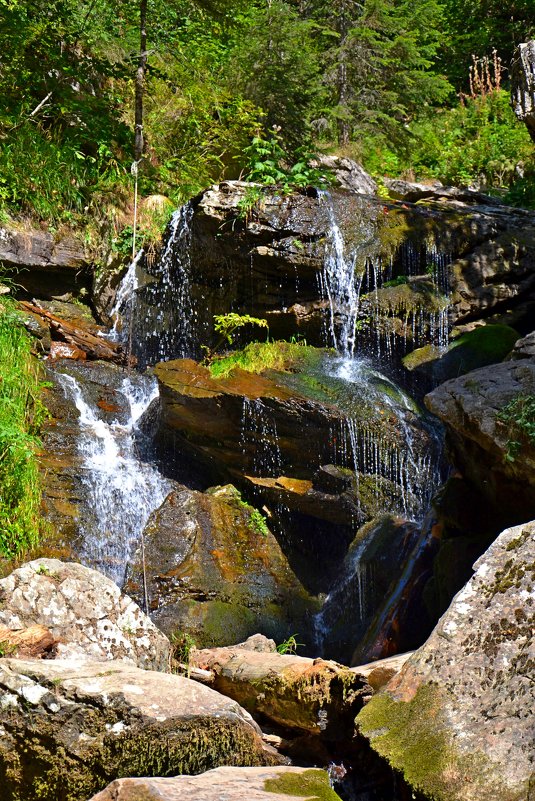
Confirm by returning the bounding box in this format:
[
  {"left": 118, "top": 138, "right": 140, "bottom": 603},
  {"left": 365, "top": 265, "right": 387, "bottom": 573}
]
[
  {"left": 404, "top": 324, "right": 519, "bottom": 382},
  {"left": 357, "top": 685, "right": 524, "bottom": 801},
  {"left": 201, "top": 600, "right": 257, "bottom": 646},
  {"left": 208, "top": 341, "right": 320, "bottom": 379},
  {"left": 264, "top": 769, "right": 342, "bottom": 801},
  {"left": 506, "top": 528, "right": 531, "bottom": 552}
]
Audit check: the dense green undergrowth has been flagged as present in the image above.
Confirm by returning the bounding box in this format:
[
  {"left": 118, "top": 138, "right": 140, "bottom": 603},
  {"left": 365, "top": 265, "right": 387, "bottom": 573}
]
[
  {"left": 0, "top": 296, "right": 47, "bottom": 556},
  {"left": 1, "top": 0, "right": 534, "bottom": 232}
]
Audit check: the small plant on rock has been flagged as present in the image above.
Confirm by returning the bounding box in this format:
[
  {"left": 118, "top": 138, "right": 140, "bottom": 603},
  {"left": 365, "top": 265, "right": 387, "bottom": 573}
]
[
  {"left": 276, "top": 634, "right": 304, "bottom": 655},
  {"left": 496, "top": 394, "right": 535, "bottom": 461}
]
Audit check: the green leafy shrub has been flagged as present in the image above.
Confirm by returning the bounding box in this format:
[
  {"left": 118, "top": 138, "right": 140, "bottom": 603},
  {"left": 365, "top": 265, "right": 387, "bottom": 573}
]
[
  {"left": 243, "top": 132, "right": 332, "bottom": 190},
  {"left": 0, "top": 296, "right": 47, "bottom": 556}
]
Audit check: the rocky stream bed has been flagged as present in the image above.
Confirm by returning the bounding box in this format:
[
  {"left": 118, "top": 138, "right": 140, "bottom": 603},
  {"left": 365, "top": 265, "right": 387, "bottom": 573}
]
[{"left": 0, "top": 155, "right": 533, "bottom": 801}]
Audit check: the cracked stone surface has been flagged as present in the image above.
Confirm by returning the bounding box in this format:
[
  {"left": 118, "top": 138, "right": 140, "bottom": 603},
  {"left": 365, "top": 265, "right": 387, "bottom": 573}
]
[
  {"left": 0, "top": 658, "right": 274, "bottom": 801},
  {"left": 0, "top": 559, "right": 170, "bottom": 669},
  {"left": 358, "top": 520, "right": 535, "bottom": 801}
]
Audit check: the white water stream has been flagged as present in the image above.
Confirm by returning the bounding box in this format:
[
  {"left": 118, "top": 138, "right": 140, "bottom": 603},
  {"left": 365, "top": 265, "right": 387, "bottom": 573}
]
[{"left": 58, "top": 371, "right": 170, "bottom": 586}]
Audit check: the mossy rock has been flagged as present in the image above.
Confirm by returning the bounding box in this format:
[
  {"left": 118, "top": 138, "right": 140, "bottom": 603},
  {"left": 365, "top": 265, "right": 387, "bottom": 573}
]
[
  {"left": 404, "top": 324, "right": 519, "bottom": 382},
  {"left": 264, "top": 769, "right": 342, "bottom": 801},
  {"left": 356, "top": 686, "right": 517, "bottom": 801}
]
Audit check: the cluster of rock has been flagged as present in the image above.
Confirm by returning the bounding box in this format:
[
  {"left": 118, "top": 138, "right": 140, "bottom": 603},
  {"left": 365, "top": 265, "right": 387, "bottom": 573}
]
[{"left": 0, "top": 516, "right": 532, "bottom": 801}]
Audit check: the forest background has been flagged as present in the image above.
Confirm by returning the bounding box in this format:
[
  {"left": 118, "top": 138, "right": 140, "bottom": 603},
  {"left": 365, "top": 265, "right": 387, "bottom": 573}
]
[{"left": 1, "top": 0, "right": 535, "bottom": 242}]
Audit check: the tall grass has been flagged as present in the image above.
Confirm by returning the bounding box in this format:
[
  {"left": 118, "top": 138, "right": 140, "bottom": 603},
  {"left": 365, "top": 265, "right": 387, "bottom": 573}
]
[{"left": 0, "top": 297, "right": 47, "bottom": 556}]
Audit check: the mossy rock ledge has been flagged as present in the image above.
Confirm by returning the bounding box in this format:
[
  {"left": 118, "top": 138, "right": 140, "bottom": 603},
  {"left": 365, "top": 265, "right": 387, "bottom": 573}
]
[
  {"left": 0, "top": 658, "right": 277, "bottom": 801},
  {"left": 357, "top": 519, "right": 535, "bottom": 801},
  {"left": 89, "top": 766, "right": 342, "bottom": 801},
  {"left": 154, "top": 349, "right": 435, "bottom": 528}
]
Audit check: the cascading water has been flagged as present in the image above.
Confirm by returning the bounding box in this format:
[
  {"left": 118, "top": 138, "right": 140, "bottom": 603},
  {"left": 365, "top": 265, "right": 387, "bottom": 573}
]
[
  {"left": 57, "top": 370, "right": 170, "bottom": 586},
  {"left": 111, "top": 203, "right": 196, "bottom": 367},
  {"left": 318, "top": 193, "right": 367, "bottom": 356},
  {"left": 241, "top": 398, "right": 283, "bottom": 478},
  {"left": 310, "top": 200, "right": 449, "bottom": 654}
]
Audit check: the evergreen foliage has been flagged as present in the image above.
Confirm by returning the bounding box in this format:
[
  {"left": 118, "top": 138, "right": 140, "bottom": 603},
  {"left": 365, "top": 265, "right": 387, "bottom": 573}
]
[{"left": 0, "top": 0, "right": 534, "bottom": 221}]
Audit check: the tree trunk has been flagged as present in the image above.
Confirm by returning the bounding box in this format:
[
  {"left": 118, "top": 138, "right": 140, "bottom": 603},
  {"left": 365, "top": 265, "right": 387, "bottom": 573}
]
[
  {"left": 134, "top": 0, "right": 148, "bottom": 161},
  {"left": 336, "top": 3, "right": 351, "bottom": 146}
]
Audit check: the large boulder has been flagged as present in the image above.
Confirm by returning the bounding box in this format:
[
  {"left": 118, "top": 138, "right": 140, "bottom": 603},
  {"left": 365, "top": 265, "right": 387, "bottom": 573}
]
[
  {"left": 511, "top": 40, "right": 535, "bottom": 143},
  {"left": 425, "top": 359, "right": 535, "bottom": 528},
  {"left": 0, "top": 657, "right": 276, "bottom": 801},
  {"left": 154, "top": 348, "right": 440, "bottom": 590},
  {"left": 126, "top": 483, "right": 320, "bottom": 649},
  {"left": 0, "top": 559, "right": 170, "bottom": 670},
  {"left": 89, "top": 767, "right": 342, "bottom": 801},
  {"left": 357, "top": 519, "right": 535, "bottom": 801},
  {"left": 0, "top": 224, "right": 91, "bottom": 298}
]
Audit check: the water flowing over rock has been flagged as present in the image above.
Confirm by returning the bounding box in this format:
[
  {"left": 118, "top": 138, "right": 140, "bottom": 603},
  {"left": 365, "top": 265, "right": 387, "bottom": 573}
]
[
  {"left": 89, "top": 767, "right": 341, "bottom": 801},
  {"left": 511, "top": 40, "right": 535, "bottom": 143},
  {"left": 357, "top": 520, "right": 535, "bottom": 801},
  {"left": 153, "top": 349, "right": 443, "bottom": 597},
  {"left": 0, "top": 559, "right": 170, "bottom": 669},
  {"left": 314, "top": 515, "right": 437, "bottom": 665},
  {"left": 126, "top": 483, "right": 320, "bottom": 649},
  {"left": 109, "top": 204, "right": 196, "bottom": 368},
  {"left": 0, "top": 657, "right": 276, "bottom": 801},
  {"left": 109, "top": 182, "right": 535, "bottom": 364},
  {"left": 41, "top": 361, "right": 170, "bottom": 584}
]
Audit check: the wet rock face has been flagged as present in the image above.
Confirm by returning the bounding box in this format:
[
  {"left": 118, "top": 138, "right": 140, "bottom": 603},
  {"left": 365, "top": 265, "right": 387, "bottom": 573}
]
[
  {"left": 126, "top": 483, "right": 320, "bottom": 649},
  {"left": 315, "top": 515, "right": 434, "bottom": 666},
  {"left": 89, "top": 767, "right": 341, "bottom": 801},
  {"left": 357, "top": 520, "right": 535, "bottom": 801},
  {"left": 177, "top": 182, "right": 535, "bottom": 353},
  {"left": 511, "top": 40, "right": 535, "bottom": 143},
  {"left": 0, "top": 559, "right": 170, "bottom": 669},
  {"left": 153, "top": 351, "right": 440, "bottom": 590},
  {"left": 0, "top": 658, "right": 275, "bottom": 801},
  {"left": 425, "top": 359, "right": 535, "bottom": 528}
]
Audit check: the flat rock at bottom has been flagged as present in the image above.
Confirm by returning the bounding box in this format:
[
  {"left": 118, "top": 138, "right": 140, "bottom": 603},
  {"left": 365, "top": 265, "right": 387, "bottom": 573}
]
[
  {"left": 357, "top": 520, "right": 535, "bottom": 801},
  {"left": 0, "top": 658, "right": 277, "bottom": 801},
  {"left": 0, "top": 558, "right": 170, "bottom": 670},
  {"left": 89, "top": 766, "right": 342, "bottom": 801}
]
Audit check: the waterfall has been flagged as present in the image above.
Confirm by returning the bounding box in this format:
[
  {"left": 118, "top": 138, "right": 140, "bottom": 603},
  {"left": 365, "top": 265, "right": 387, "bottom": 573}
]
[
  {"left": 324, "top": 356, "right": 443, "bottom": 522},
  {"left": 318, "top": 193, "right": 368, "bottom": 356},
  {"left": 57, "top": 371, "right": 170, "bottom": 586},
  {"left": 111, "top": 203, "right": 196, "bottom": 368},
  {"left": 241, "top": 398, "right": 283, "bottom": 478}
]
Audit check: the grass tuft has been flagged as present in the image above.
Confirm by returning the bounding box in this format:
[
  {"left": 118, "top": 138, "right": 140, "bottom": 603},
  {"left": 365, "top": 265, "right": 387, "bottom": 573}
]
[{"left": 0, "top": 296, "right": 48, "bottom": 556}]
